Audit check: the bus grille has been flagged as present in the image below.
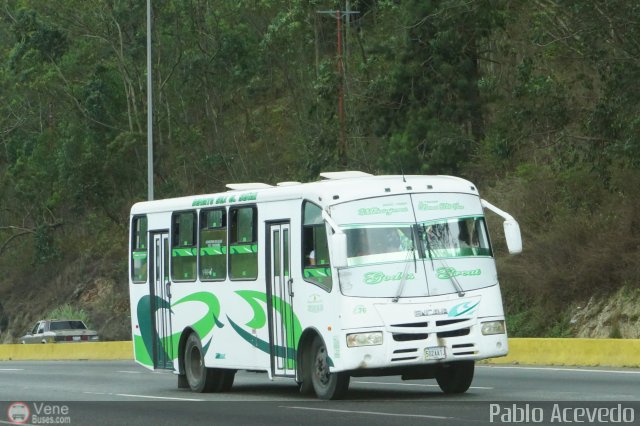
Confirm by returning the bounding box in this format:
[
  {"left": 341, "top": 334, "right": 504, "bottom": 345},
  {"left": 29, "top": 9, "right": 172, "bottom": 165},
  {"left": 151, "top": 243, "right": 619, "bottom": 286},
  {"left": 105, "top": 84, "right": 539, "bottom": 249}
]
[
  {"left": 437, "top": 328, "right": 470, "bottom": 338},
  {"left": 392, "top": 333, "right": 428, "bottom": 342},
  {"left": 451, "top": 343, "right": 477, "bottom": 356},
  {"left": 391, "top": 348, "right": 419, "bottom": 362}
]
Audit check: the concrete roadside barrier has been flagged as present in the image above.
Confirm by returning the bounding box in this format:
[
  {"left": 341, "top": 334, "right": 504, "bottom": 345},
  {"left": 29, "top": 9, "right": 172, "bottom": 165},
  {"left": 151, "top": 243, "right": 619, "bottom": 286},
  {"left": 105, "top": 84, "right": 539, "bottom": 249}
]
[
  {"left": 0, "top": 341, "right": 132, "bottom": 361},
  {"left": 0, "top": 339, "right": 638, "bottom": 367},
  {"left": 485, "top": 338, "right": 640, "bottom": 368}
]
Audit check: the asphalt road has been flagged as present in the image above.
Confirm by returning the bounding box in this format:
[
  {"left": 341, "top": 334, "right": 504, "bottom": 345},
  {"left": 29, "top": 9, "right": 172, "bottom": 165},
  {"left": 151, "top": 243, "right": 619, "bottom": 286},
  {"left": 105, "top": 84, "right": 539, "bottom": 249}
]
[{"left": 0, "top": 361, "right": 638, "bottom": 425}]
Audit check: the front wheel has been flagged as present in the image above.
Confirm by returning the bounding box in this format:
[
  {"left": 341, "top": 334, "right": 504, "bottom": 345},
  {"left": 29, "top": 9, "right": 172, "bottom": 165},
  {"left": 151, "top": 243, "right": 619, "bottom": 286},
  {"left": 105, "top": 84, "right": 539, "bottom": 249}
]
[
  {"left": 308, "top": 336, "right": 349, "bottom": 400},
  {"left": 184, "top": 333, "right": 235, "bottom": 393},
  {"left": 435, "top": 361, "right": 475, "bottom": 394}
]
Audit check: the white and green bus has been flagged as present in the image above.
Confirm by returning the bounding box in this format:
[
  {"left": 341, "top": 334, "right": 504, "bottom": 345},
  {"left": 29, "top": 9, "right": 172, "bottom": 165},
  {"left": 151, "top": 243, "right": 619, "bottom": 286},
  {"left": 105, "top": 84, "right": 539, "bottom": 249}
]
[{"left": 128, "top": 171, "right": 522, "bottom": 399}]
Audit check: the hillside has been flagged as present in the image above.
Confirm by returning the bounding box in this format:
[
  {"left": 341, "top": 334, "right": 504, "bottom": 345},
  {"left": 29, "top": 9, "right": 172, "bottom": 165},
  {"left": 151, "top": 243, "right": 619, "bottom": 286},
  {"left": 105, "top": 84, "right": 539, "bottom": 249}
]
[{"left": 1, "top": 1, "right": 639, "bottom": 342}]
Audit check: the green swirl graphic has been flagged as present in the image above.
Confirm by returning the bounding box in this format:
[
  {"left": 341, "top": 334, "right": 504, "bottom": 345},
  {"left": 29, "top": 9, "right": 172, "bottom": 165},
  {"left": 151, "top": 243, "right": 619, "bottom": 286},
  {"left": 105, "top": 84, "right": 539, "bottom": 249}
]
[
  {"left": 135, "top": 291, "right": 221, "bottom": 366},
  {"left": 233, "top": 290, "right": 302, "bottom": 362}
]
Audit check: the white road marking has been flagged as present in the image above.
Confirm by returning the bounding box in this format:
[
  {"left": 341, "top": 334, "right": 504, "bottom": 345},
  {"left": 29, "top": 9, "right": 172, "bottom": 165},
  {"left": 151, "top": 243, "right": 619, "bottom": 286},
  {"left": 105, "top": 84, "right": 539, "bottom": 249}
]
[
  {"left": 0, "top": 368, "right": 24, "bottom": 371},
  {"left": 116, "top": 393, "right": 204, "bottom": 401},
  {"left": 281, "top": 406, "right": 450, "bottom": 420},
  {"left": 280, "top": 405, "right": 454, "bottom": 420},
  {"left": 479, "top": 365, "right": 640, "bottom": 375},
  {"left": 354, "top": 380, "right": 493, "bottom": 390},
  {"left": 116, "top": 370, "right": 143, "bottom": 374},
  {"left": 83, "top": 391, "right": 203, "bottom": 401}
]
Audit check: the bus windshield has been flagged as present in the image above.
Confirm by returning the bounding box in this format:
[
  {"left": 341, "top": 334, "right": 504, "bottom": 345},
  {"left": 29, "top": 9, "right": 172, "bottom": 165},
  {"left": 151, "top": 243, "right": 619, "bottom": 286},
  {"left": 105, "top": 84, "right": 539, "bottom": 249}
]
[
  {"left": 418, "top": 216, "right": 492, "bottom": 259},
  {"left": 344, "top": 216, "right": 491, "bottom": 267},
  {"left": 344, "top": 225, "right": 415, "bottom": 266},
  {"left": 333, "top": 193, "right": 498, "bottom": 297}
]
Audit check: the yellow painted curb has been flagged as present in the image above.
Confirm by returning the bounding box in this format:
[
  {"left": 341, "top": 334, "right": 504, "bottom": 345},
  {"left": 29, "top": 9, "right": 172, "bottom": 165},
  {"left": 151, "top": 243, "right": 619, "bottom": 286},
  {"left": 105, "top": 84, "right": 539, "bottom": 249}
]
[
  {"left": 485, "top": 338, "right": 640, "bottom": 368},
  {"left": 0, "top": 341, "right": 133, "bottom": 361},
  {"left": 1, "top": 339, "right": 638, "bottom": 367}
]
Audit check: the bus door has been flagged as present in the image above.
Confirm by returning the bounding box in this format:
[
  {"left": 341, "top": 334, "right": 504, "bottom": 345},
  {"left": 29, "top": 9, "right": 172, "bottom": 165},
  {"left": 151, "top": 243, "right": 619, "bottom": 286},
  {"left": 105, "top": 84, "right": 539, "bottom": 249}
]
[
  {"left": 149, "top": 231, "right": 174, "bottom": 370},
  {"left": 267, "top": 222, "right": 296, "bottom": 377}
]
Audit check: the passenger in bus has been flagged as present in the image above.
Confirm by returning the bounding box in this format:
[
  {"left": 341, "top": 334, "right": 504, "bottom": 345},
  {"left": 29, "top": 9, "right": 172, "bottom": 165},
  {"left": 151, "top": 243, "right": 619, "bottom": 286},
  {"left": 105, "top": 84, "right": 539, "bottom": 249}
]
[{"left": 458, "top": 225, "right": 472, "bottom": 248}]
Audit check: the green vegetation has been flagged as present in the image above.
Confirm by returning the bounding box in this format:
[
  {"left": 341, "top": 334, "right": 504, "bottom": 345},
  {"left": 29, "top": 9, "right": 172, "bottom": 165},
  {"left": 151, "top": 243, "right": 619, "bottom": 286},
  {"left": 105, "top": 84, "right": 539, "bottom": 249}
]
[
  {"left": 0, "top": 1, "right": 639, "bottom": 340},
  {"left": 47, "top": 304, "right": 92, "bottom": 329}
]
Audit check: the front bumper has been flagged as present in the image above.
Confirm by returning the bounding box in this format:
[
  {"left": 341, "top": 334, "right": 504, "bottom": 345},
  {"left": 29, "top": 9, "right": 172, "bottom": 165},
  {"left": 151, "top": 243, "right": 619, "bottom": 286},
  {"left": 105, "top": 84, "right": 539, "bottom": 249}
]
[{"left": 335, "top": 318, "right": 508, "bottom": 372}]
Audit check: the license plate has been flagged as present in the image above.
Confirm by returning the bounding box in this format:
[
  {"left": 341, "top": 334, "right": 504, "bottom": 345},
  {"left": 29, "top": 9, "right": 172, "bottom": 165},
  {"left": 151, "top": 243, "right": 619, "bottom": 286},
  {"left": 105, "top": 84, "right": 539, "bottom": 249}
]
[
  {"left": 424, "top": 346, "right": 446, "bottom": 360},
  {"left": 72, "top": 336, "right": 81, "bottom": 341}
]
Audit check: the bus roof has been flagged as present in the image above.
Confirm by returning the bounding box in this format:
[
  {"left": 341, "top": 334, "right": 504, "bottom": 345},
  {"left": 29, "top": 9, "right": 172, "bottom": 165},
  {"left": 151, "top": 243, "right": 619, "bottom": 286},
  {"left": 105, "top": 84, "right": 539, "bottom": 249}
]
[{"left": 130, "top": 173, "right": 479, "bottom": 215}]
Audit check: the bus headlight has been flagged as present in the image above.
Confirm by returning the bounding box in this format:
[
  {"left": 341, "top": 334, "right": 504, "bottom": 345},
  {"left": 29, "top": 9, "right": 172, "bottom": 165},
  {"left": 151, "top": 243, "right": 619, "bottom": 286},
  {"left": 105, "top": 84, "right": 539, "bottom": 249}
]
[
  {"left": 481, "top": 320, "right": 506, "bottom": 335},
  {"left": 346, "top": 332, "right": 383, "bottom": 347}
]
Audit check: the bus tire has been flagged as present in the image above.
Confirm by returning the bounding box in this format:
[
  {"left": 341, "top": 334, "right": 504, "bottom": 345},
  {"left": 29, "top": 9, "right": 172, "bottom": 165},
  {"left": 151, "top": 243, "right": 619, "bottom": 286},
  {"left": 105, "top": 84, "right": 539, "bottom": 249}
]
[
  {"left": 297, "top": 339, "right": 314, "bottom": 395},
  {"left": 297, "top": 365, "right": 314, "bottom": 395},
  {"left": 220, "top": 369, "right": 236, "bottom": 392},
  {"left": 297, "top": 380, "right": 313, "bottom": 395},
  {"left": 177, "top": 374, "right": 189, "bottom": 389},
  {"left": 309, "top": 336, "right": 350, "bottom": 400},
  {"left": 184, "top": 333, "right": 223, "bottom": 393},
  {"left": 435, "top": 361, "right": 474, "bottom": 394}
]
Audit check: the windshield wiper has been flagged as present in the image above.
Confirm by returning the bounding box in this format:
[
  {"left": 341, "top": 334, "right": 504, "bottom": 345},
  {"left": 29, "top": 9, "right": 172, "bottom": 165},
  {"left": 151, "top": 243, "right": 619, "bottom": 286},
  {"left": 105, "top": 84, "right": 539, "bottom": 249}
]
[
  {"left": 420, "top": 224, "right": 435, "bottom": 270},
  {"left": 392, "top": 229, "right": 418, "bottom": 303},
  {"left": 419, "top": 224, "right": 465, "bottom": 298},
  {"left": 437, "top": 258, "right": 466, "bottom": 298}
]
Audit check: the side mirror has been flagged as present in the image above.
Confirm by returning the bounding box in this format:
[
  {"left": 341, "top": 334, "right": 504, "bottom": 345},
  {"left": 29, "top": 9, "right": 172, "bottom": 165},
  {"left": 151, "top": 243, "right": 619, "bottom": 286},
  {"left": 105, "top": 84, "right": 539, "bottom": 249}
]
[
  {"left": 330, "top": 233, "right": 348, "bottom": 268},
  {"left": 503, "top": 219, "right": 523, "bottom": 254}
]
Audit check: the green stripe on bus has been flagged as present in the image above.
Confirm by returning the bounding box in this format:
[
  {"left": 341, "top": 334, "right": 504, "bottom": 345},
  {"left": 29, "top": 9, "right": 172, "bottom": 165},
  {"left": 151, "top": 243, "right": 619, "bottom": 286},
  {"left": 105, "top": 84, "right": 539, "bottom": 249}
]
[
  {"left": 304, "top": 267, "right": 332, "bottom": 278},
  {"left": 172, "top": 248, "right": 197, "bottom": 257},
  {"left": 200, "top": 246, "right": 227, "bottom": 256},
  {"left": 229, "top": 244, "right": 258, "bottom": 254},
  {"left": 132, "top": 251, "right": 147, "bottom": 259},
  {"left": 428, "top": 247, "right": 491, "bottom": 258}
]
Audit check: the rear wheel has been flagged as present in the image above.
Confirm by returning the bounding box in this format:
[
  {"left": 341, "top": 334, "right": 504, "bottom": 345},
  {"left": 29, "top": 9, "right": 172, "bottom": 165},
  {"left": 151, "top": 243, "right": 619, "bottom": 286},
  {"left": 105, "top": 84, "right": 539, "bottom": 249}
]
[
  {"left": 308, "top": 336, "right": 350, "bottom": 400},
  {"left": 220, "top": 369, "right": 236, "bottom": 391},
  {"left": 184, "top": 333, "right": 235, "bottom": 393},
  {"left": 435, "top": 361, "right": 475, "bottom": 394}
]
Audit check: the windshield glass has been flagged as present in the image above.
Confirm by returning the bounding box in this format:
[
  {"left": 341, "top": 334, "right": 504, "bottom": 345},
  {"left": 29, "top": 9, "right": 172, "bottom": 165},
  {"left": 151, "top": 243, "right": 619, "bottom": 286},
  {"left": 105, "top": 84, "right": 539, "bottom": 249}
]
[
  {"left": 332, "top": 193, "right": 498, "bottom": 297},
  {"left": 50, "top": 321, "right": 87, "bottom": 331},
  {"left": 344, "top": 217, "right": 491, "bottom": 267},
  {"left": 419, "top": 216, "right": 492, "bottom": 259},
  {"left": 344, "top": 225, "right": 414, "bottom": 266}
]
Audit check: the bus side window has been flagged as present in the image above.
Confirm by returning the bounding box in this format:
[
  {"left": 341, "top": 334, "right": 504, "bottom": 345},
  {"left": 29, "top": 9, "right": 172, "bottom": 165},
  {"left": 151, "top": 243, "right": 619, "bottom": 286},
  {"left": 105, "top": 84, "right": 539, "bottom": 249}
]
[
  {"left": 302, "top": 201, "right": 332, "bottom": 291},
  {"left": 171, "top": 211, "right": 197, "bottom": 281},
  {"left": 229, "top": 206, "right": 258, "bottom": 280},
  {"left": 199, "top": 208, "right": 227, "bottom": 281},
  {"left": 131, "top": 215, "right": 148, "bottom": 283}
]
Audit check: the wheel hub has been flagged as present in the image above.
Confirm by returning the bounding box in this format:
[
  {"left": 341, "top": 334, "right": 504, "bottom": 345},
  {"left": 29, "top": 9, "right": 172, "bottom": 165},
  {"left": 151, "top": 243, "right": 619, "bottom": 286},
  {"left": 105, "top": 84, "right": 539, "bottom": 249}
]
[{"left": 314, "top": 346, "right": 330, "bottom": 386}]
